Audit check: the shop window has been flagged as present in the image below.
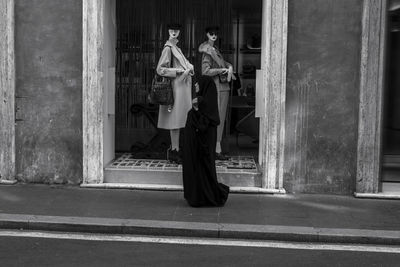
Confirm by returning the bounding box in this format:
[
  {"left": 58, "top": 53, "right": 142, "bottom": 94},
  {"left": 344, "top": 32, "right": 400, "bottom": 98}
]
[
  {"left": 382, "top": 6, "right": 400, "bottom": 184},
  {"left": 115, "top": 0, "right": 261, "bottom": 161}
]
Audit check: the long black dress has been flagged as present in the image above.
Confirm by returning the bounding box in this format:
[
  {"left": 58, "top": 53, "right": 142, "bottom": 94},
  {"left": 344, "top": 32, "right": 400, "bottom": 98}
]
[{"left": 182, "top": 76, "right": 229, "bottom": 207}]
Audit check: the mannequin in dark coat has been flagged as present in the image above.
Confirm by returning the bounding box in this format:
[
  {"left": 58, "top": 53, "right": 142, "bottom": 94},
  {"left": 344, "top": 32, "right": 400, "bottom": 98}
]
[{"left": 182, "top": 76, "right": 229, "bottom": 207}]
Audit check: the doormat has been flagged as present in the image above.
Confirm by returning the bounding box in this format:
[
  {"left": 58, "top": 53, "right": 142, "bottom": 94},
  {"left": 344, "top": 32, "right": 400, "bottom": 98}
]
[{"left": 108, "top": 153, "right": 258, "bottom": 172}]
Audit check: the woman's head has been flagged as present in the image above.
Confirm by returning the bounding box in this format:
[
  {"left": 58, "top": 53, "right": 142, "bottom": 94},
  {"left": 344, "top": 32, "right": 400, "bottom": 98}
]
[{"left": 196, "top": 76, "right": 220, "bottom": 125}]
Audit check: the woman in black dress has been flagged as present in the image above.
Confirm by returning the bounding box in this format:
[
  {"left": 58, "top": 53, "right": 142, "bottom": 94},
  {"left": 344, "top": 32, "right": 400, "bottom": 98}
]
[{"left": 182, "top": 76, "right": 229, "bottom": 207}]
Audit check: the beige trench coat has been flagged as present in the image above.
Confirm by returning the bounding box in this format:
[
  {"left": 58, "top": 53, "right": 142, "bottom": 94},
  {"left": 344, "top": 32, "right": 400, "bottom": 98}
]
[{"left": 156, "top": 39, "right": 194, "bottom": 130}]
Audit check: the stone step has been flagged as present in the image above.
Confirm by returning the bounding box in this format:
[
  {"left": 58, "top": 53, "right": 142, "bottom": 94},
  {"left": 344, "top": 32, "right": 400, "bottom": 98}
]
[
  {"left": 104, "top": 155, "right": 262, "bottom": 187},
  {"left": 104, "top": 168, "right": 261, "bottom": 187}
]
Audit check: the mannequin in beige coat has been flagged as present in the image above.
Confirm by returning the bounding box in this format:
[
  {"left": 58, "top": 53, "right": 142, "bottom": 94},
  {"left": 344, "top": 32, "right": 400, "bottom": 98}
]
[
  {"left": 199, "top": 26, "right": 235, "bottom": 159},
  {"left": 156, "top": 24, "right": 194, "bottom": 163}
]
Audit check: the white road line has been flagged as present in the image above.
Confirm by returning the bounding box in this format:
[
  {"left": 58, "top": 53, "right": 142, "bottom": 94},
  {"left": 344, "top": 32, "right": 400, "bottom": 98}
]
[{"left": 0, "top": 230, "right": 399, "bottom": 254}]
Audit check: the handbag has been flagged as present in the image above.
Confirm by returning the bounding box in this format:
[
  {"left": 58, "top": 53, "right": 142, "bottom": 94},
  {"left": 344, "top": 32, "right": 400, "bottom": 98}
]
[
  {"left": 219, "top": 73, "right": 228, "bottom": 83},
  {"left": 150, "top": 74, "right": 174, "bottom": 106},
  {"left": 149, "top": 49, "right": 174, "bottom": 106}
]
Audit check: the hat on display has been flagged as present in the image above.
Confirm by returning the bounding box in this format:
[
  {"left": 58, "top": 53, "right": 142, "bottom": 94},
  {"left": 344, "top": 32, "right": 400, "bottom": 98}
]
[
  {"left": 205, "top": 26, "right": 220, "bottom": 34},
  {"left": 167, "top": 23, "right": 182, "bottom": 30}
]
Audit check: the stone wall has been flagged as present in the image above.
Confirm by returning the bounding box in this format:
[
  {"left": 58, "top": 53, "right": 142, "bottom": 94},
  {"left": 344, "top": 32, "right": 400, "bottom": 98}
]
[
  {"left": 284, "top": 0, "right": 363, "bottom": 194},
  {"left": 12, "top": 0, "right": 366, "bottom": 192},
  {"left": 15, "top": 0, "right": 82, "bottom": 183}
]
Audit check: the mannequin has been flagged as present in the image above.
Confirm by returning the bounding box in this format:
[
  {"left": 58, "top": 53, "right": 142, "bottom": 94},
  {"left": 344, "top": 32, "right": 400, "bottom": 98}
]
[
  {"left": 156, "top": 23, "right": 194, "bottom": 163},
  {"left": 198, "top": 26, "right": 235, "bottom": 160}
]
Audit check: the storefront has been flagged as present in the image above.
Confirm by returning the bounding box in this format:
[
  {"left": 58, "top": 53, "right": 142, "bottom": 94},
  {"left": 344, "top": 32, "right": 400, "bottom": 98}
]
[
  {"left": 80, "top": 0, "right": 287, "bottom": 193},
  {"left": 1, "top": 0, "right": 398, "bottom": 196}
]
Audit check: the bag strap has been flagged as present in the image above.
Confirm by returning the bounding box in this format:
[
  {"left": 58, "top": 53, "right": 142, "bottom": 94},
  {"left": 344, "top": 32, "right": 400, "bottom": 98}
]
[{"left": 167, "top": 45, "right": 173, "bottom": 68}]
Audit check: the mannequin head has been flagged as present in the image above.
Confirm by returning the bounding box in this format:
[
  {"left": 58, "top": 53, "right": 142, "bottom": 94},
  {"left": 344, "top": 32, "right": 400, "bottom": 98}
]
[
  {"left": 167, "top": 23, "right": 181, "bottom": 39},
  {"left": 205, "top": 26, "right": 219, "bottom": 42},
  {"left": 169, "top": 29, "right": 180, "bottom": 39},
  {"left": 206, "top": 32, "right": 217, "bottom": 42}
]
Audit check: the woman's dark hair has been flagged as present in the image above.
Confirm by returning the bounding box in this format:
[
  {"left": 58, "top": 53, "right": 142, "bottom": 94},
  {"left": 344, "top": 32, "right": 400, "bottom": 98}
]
[
  {"left": 191, "top": 72, "right": 199, "bottom": 95},
  {"left": 197, "top": 76, "right": 220, "bottom": 126}
]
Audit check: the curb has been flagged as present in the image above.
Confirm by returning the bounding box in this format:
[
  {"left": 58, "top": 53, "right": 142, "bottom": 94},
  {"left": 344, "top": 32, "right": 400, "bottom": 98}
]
[
  {"left": 354, "top": 192, "right": 400, "bottom": 200},
  {"left": 0, "top": 213, "right": 400, "bottom": 245}
]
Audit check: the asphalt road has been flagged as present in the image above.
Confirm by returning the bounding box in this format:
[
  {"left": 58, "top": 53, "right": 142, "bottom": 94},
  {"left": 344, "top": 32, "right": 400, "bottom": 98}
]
[{"left": 0, "top": 231, "right": 399, "bottom": 267}]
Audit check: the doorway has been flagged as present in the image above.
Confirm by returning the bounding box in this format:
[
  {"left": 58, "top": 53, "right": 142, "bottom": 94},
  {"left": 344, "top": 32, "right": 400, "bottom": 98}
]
[
  {"left": 382, "top": 4, "right": 400, "bottom": 193},
  {"left": 82, "top": 0, "right": 288, "bottom": 190},
  {"left": 109, "top": 0, "right": 262, "bottom": 186}
]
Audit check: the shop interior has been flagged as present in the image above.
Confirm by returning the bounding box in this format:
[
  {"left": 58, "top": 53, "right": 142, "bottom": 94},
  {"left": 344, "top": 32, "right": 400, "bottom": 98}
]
[
  {"left": 113, "top": 0, "right": 262, "bottom": 167},
  {"left": 382, "top": 3, "right": 400, "bottom": 187}
]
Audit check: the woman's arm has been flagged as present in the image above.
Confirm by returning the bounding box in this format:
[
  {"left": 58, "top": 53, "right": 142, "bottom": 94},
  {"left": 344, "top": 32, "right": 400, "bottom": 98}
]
[{"left": 192, "top": 96, "right": 204, "bottom": 111}]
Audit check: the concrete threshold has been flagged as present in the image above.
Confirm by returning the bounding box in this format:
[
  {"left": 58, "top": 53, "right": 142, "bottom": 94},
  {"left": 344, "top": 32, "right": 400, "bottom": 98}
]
[
  {"left": 0, "top": 213, "right": 399, "bottom": 245},
  {"left": 80, "top": 183, "right": 286, "bottom": 194},
  {"left": 354, "top": 192, "right": 400, "bottom": 200},
  {"left": 0, "top": 179, "right": 18, "bottom": 185}
]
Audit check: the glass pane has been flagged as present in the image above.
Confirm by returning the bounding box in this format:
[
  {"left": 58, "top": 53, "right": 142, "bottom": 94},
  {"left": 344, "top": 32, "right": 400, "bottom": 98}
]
[{"left": 115, "top": 0, "right": 261, "bottom": 162}]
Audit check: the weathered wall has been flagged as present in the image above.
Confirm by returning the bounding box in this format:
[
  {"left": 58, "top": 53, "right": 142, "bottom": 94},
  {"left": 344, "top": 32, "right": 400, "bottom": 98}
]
[
  {"left": 15, "top": 0, "right": 83, "bottom": 183},
  {"left": 284, "top": 0, "right": 362, "bottom": 194}
]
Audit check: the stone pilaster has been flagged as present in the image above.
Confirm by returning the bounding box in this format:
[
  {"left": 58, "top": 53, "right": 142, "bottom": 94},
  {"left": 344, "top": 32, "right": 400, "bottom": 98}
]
[
  {"left": 259, "top": 0, "right": 288, "bottom": 189},
  {"left": 356, "top": 0, "right": 388, "bottom": 193},
  {"left": 82, "top": 0, "right": 105, "bottom": 184},
  {"left": 0, "top": 0, "right": 16, "bottom": 184}
]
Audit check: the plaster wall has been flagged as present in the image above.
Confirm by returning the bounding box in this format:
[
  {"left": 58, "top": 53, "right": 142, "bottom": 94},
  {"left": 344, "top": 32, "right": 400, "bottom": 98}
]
[
  {"left": 12, "top": 0, "right": 366, "bottom": 193},
  {"left": 15, "top": 0, "right": 83, "bottom": 183},
  {"left": 284, "top": 0, "right": 363, "bottom": 194}
]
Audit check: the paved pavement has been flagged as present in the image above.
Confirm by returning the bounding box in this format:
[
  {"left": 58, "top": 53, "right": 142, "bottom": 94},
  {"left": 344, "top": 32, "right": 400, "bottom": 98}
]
[
  {"left": 1, "top": 232, "right": 400, "bottom": 267},
  {"left": 0, "top": 184, "right": 400, "bottom": 244}
]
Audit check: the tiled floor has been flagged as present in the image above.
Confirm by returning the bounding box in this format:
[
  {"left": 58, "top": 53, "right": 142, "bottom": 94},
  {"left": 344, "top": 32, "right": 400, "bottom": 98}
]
[{"left": 108, "top": 153, "right": 258, "bottom": 172}]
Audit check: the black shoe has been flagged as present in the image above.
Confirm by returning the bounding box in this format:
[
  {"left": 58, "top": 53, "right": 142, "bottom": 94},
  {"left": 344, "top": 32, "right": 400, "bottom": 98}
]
[
  {"left": 168, "top": 149, "right": 182, "bottom": 164},
  {"left": 216, "top": 153, "right": 229, "bottom": 161}
]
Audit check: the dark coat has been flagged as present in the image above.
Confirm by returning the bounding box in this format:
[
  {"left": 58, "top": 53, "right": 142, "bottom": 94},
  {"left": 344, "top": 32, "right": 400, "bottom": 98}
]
[{"left": 182, "top": 76, "right": 229, "bottom": 207}]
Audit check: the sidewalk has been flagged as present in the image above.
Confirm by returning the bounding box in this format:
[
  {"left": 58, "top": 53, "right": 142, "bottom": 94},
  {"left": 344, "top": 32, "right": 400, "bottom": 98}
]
[{"left": 0, "top": 184, "right": 400, "bottom": 245}]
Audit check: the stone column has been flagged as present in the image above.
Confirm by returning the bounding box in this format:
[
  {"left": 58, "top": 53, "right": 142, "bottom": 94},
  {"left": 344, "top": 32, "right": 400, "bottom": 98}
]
[
  {"left": 356, "top": 0, "right": 388, "bottom": 193},
  {"left": 0, "top": 0, "right": 16, "bottom": 184},
  {"left": 82, "top": 0, "right": 105, "bottom": 184},
  {"left": 259, "top": 0, "right": 288, "bottom": 189}
]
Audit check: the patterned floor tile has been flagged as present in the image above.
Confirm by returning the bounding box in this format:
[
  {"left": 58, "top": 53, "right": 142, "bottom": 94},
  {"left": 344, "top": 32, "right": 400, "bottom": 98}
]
[{"left": 107, "top": 153, "right": 257, "bottom": 172}]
